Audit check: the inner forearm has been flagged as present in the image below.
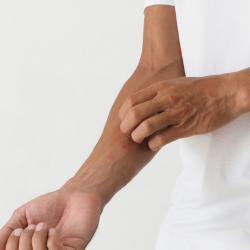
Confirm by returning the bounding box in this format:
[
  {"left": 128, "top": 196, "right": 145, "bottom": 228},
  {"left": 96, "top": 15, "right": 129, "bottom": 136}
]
[{"left": 62, "top": 60, "right": 184, "bottom": 208}]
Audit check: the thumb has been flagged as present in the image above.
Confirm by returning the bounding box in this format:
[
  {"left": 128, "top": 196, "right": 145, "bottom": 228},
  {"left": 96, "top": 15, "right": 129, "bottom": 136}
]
[{"left": 47, "top": 228, "right": 65, "bottom": 250}]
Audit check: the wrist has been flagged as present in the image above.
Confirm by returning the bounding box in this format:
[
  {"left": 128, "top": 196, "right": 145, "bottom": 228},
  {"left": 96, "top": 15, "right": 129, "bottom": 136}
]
[
  {"left": 61, "top": 154, "right": 133, "bottom": 209},
  {"left": 60, "top": 176, "right": 107, "bottom": 212},
  {"left": 230, "top": 70, "right": 250, "bottom": 114}
]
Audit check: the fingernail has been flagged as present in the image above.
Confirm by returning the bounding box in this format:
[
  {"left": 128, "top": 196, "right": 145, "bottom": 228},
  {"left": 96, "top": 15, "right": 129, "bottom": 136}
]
[
  {"left": 35, "top": 222, "right": 45, "bottom": 231},
  {"left": 26, "top": 224, "right": 36, "bottom": 230},
  {"left": 14, "top": 228, "right": 23, "bottom": 236},
  {"left": 48, "top": 228, "right": 54, "bottom": 236}
]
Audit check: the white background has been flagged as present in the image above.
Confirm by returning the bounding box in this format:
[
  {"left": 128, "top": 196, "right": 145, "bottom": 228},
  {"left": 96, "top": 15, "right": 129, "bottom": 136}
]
[{"left": 0, "top": 1, "right": 183, "bottom": 249}]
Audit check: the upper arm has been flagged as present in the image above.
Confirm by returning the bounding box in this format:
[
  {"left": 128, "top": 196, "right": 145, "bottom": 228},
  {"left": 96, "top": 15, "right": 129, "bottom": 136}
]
[{"left": 139, "top": 5, "right": 184, "bottom": 75}]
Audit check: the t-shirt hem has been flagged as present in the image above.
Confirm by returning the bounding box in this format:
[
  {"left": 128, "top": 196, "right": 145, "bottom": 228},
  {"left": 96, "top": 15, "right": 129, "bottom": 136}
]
[{"left": 143, "top": 0, "right": 175, "bottom": 14}]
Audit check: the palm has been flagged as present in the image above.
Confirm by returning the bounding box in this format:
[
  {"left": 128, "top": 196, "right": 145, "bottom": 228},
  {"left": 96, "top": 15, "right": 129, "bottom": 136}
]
[{"left": 0, "top": 189, "right": 102, "bottom": 250}]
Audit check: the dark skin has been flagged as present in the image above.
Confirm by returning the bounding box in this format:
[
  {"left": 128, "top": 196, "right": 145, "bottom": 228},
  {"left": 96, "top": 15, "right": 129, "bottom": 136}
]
[
  {"left": 118, "top": 72, "right": 246, "bottom": 151},
  {"left": 3, "top": 4, "right": 250, "bottom": 249},
  {"left": 0, "top": 5, "right": 185, "bottom": 250}
]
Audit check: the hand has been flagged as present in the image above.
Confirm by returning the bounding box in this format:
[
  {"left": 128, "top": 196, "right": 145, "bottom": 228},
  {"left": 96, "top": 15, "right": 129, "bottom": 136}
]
[
  {"left": 118, "top": 73, "right": 243, "bottom": 151},
  {"left": 0, "top": 180, "right": 103, "bottom": 250},
  {"left": 5, "top": 223, "right": 60, "bottom": 250}
]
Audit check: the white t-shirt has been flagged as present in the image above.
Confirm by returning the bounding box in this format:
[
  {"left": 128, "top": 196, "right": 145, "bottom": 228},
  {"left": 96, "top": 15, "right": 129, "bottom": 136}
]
[{"left": 144, "top": 1, "right": 250, "bottom": 250}]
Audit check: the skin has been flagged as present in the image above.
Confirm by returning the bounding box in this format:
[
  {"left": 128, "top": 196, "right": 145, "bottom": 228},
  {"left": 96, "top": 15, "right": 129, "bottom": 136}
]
[
  {"left": 0, "top": 5, "right": 186, "bottom": 249},
  {"left": 3, "top": 191, "right": 102, "bottom": 250},
  {"left": 6, "top": 223, "right": 55, "bottom": 250},
  {"left": 118, "top": 72, "right": 249, "bottom": 151},
  {"left": 2, "top": 4, "right": 250, "bottom": 250}
]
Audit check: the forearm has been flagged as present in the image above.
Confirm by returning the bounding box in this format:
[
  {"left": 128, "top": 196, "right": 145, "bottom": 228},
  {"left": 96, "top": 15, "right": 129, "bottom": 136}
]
[
  {"left": 231, "top": 67, "right": 250, "bottom": 114},
  {"left": 62, "top": 60, "right": 185, "bottom": 209},
  {"left": 59, "top": 5, "right": 185, "bottom": 210}
]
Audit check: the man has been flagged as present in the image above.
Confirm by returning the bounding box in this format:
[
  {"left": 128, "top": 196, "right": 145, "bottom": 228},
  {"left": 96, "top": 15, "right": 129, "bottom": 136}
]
[{"left": 1, "top": 0, "right": 250, "bottom": 249}]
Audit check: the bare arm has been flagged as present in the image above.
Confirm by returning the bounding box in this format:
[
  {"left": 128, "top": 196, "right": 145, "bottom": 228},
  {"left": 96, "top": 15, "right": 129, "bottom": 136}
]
[
  {"left": 0, "top": 6, "right": 186, "bottom": 250},
  {"left": 65, "top": 5, "right": 185, "bottom": 208},
  {"left": 3, "top": 5, "right": 250, "bottom": 250}
]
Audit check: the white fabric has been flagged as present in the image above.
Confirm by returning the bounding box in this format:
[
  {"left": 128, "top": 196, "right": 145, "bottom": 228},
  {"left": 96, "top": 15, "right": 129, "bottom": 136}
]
[
  {"left": 144, "top": 1, "right": 250, "bottom": 249},
  {"left": 144, "top": 0, "right": 175, "bottom": 10}
]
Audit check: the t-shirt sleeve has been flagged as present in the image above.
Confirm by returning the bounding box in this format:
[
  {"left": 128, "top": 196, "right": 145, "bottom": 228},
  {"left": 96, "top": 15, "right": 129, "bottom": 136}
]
[{"left": 144, "top": 0, "right": 175, "bottom": 13}]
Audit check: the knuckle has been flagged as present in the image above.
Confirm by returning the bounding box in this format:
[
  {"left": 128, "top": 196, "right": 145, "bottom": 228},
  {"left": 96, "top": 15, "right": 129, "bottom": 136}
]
[
  {"left": 129, "top": 107, "right": 141, "bottom": 119},
  {"left": 154, "top": 133, "right": 166, "bottom": 145},
  {"left": 141, "top": 120, "right": 153, "bottom": 134},
  {"left": 126, "top": 95, "right": 136, "bottom": 108},
  {"left": 173, "top": 105, "right": 190, "bottom": 120},
  {"left": 157, "top": 81, "right": 167, "bottom": 89},
  {"left": 131, "top": 133, "right": 140, "bottom": 144},
  {"left": 168, "top": 93, "right": 178, "bottom": 105},
  {"left": 173, "top": 108, "right": 185, "bottom": 117}
]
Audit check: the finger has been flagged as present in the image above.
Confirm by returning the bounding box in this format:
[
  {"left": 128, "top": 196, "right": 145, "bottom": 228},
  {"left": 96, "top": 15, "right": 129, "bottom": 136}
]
[
  {"left": 32, "top": 222, "right": 48, "bottom": 250},
  {"left": 47, "top": 228, "right": 64, "bottom": 250},
  {"left": 0, "top": 226, "right": 14, "bottom": 250},
  {"left": 118, "top": 85, "right": 158, "bottom": 120},
  {"left": 131, "top": 110, "right": 178, "bottom": 144},
  {"left": 148, "top": 125, "right": 182, "bottom": 151},
  {"left": 19, "top": 225, "right": 36, "bottom": 250},
  {"left": 6, "top": 228, "right": 23, "bottom": 250},
  {"left": 0, "top": 208, "right": 27, "bottom": 250},
  {"left": 120, "top": 99, "right": 164, "bottom": 135}
]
